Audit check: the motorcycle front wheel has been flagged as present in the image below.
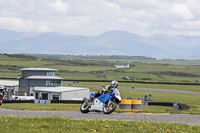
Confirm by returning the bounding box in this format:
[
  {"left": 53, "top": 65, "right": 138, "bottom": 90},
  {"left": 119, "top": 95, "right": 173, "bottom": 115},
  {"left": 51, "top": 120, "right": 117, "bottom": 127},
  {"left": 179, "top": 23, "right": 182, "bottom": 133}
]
[
  {"left": 103, "top": 100, "right": 117, "bottom": 114},
  {"left": 80, "top": 100, "right": 91, "bottom": 113}
]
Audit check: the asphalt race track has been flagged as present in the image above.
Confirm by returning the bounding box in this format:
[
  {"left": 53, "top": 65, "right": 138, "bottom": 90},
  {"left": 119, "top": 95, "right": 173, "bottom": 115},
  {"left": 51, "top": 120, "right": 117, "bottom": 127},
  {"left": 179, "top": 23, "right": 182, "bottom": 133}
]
[
  {"left": 1, "top": 85, "right": 200, "bottom": 125},
  {"left": 0, "top": 108, "right": 200, "bottom": 125},
  {"left": 70, "top": 84, "right": 200, "bottom": 95}
]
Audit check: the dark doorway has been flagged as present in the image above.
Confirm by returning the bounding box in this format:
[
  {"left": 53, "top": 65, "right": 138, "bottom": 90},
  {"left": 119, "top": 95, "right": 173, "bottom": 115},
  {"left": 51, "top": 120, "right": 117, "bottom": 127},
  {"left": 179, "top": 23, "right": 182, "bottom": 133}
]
[
  {"left": 42, "top": 93, "right": 48, "bottom": 99},
  {"left": 35, "top": 93, "right": 38, "bottom": 99},
  {"left": 53, "top": 95, "right": 59, "bottom": 100}
]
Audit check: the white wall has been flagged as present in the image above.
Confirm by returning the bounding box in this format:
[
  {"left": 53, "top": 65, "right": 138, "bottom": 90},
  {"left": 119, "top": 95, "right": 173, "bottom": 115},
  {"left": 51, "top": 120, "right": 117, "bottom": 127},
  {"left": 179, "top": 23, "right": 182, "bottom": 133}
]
[
  {"left": 34, "top": 89, "right": 90, "bottom": 100},
  {"left": 61, "top": 89, "right": 90, "bottom": 100}
]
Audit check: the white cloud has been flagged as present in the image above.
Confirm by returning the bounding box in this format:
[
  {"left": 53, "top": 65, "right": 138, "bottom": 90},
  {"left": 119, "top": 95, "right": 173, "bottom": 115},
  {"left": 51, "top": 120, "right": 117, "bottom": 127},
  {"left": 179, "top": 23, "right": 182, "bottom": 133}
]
[
  {"left": 48, "top": 0, "right": 69, "bottom": 13},
  {"left": 0, "top": 0, "right": 200, "bottom": 36},
  {"left": 172, "top": 21, "right": 200, "bottom": 31},
  {"left": 170, "top": 4, "right": 194, "bottom": 20},
  {"left": 0, "top": 17, "right": 31, "bottom": 31},
  {"left": 39, "top": 23, "right": 52, "bottom": 32},
  {"left": 98, "top": 0, "right": 119, "bottom": 9}
]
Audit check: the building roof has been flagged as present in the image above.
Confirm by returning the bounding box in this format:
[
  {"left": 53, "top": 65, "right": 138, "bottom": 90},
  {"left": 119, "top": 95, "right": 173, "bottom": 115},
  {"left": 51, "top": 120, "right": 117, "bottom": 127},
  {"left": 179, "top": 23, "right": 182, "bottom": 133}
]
[
  {"left": 0, "top": 80, "right": 19, "bottom": 87},
  {"left": 20, "top": 68, "right": 58, "bottom": 71},
  {"left": 26, "top": 76, "right": 63, "bottom": 80},
  {"left": 33, "top": 86, "right": 90, "bottom": 93}
]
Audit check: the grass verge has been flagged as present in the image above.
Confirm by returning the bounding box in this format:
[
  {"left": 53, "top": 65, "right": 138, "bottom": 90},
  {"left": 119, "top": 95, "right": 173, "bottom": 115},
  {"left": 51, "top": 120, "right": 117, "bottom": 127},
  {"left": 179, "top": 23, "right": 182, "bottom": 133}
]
[{"left": 0, "top": 116, "right": 199, "bottom": 133}]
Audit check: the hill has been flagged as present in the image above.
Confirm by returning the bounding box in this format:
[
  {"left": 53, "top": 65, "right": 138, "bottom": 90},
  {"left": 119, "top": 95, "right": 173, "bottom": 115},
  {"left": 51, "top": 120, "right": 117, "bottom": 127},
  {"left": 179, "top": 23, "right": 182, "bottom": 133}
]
[
  {"left": 0, "top": 29, "right": 200, "bottom": 59},
  {"left": 31, "top": 54, "right": 156, "bottom": 61}
]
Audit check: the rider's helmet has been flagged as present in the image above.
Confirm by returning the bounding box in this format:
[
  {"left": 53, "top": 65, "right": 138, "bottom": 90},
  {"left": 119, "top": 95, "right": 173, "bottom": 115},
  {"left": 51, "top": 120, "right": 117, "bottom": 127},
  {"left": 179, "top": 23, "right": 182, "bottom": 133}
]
[
  {"left": 110, "top": 80, "right": 118, "bottom": 88},
  {"left": 0, "top": 85, "right": 4, "bottom": 91}
]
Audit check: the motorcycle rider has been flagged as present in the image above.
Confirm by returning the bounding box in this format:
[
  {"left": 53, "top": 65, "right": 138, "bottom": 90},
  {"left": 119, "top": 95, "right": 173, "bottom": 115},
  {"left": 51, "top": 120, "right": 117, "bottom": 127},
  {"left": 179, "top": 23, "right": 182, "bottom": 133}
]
[
  {"left": 80, "top": 80, "right": 121, "bottom": 114},
  {"left": 0, "top": 85, "right": 5, "bottom": 98},
  {"left": 94, "top": 80, "right": 119, "bottom": 98}
]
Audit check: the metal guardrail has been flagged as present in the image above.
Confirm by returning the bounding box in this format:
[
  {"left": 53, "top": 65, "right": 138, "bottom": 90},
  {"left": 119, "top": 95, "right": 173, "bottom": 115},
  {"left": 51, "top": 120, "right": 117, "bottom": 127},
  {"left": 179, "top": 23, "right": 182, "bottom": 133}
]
[
  {"left": 3, "top": 100, "right": 84, "bottom": 104},
  {"left": 148, "top": 102, "right": 190, "bottom": 110}
]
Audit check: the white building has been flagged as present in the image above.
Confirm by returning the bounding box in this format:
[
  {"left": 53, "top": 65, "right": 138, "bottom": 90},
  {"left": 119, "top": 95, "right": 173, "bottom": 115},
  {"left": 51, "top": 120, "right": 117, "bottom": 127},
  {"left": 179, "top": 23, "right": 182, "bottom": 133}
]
[
  {"left": 33, "top": 86, "right": 90, "bottom": 100},
  {"left": 0, "top": 80, "right": 19, "bottom": 100},
  {"left": 115, "top": 64, "right": 129, "bottom": 68},
  {"left": 18, "top": 67, "right": 90, "bottom": 100}
]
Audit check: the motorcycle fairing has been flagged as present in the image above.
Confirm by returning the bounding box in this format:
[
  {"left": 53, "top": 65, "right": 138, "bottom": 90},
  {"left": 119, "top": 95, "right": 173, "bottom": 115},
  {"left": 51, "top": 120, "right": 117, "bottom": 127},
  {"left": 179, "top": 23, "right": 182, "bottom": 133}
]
[
  {"left": 89, "top": 98, "right": 103, "bottom": 111},
  {"left": 97, "top": 93, "right": 113, "bottom": 103}
]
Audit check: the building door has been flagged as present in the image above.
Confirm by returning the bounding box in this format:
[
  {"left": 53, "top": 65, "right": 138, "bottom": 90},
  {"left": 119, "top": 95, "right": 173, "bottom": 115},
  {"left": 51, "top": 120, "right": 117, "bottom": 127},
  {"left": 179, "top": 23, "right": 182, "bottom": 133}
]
[
  {"left": 53, "top": 95, "right": 59, "bottom": 100},
  {"left": 42, "top": 93, "right": 48, "bottom": 99},
  {"left": 35, "top": 93, "right": 38, "bottom": 99}
]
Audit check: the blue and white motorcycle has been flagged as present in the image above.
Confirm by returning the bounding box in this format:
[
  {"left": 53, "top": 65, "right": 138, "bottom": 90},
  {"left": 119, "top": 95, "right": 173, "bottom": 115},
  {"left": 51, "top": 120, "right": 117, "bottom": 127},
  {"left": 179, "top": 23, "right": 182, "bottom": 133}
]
[{"left": 80, "top": 88, "right": 121, "bottom": 114}]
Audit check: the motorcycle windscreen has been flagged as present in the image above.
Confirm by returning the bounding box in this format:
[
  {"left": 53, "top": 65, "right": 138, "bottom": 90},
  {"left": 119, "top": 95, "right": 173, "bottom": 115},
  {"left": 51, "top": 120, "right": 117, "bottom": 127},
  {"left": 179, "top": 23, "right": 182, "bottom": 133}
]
[{"left": 97, "top": 94, "right": 113, "bottom": 103}]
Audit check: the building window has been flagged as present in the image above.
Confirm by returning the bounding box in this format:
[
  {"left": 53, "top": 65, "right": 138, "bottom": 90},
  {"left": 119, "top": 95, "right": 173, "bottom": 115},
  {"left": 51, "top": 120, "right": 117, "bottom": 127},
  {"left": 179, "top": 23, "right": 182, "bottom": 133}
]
[
  {"left": 46, "top": 81, "right": 51, "bottom": 86},
  {"left": 46, "top": 80, "right": 59, "bottom": 87},
  {"left": 47, "top": 72, "right": 55, "bottom": 76}
]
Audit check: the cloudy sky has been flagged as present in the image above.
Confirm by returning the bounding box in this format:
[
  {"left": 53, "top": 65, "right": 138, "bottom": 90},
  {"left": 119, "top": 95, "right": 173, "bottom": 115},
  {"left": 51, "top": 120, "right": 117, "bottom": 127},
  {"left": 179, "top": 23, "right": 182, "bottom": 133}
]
[{"left": 0, "top": 0, "right": 200, "bottom": 36}]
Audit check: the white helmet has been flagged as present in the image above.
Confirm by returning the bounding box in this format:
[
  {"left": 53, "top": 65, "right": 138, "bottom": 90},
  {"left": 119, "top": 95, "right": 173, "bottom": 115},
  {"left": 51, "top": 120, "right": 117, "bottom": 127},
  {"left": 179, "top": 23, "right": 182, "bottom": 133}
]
[
  {"left": 0, "top": 85, "right": 5, "bottom": 90},
  {"left": 111, "top": 80, "right": 118, "bottom": 88}
]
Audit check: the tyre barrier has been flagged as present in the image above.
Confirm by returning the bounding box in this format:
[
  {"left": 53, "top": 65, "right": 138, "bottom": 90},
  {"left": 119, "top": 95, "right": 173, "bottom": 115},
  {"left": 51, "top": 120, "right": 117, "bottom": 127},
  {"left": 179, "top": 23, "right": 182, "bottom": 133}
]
[{"left": 119, "top": 99, "right": 142, "bottom": 111}]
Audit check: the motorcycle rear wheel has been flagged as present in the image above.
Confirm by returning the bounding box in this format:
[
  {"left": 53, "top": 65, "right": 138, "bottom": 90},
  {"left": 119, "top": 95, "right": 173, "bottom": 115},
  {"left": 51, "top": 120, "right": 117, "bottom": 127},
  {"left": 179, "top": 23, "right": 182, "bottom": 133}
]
[
  {"left": 103, "top": 100, "right": 117, "bottom": 114},
  {"left": 80, "top": 100, "right": 90, "bottom": 113}
]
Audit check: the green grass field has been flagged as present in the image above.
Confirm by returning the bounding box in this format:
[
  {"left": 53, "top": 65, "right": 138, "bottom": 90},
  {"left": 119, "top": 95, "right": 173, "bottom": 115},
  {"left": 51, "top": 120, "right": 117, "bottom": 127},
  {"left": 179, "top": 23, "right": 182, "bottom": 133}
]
[
  {"left": 66, "top": 81, "right": 200, "bottom": 92},
  {"left": 0, "top": 116, "right": 199, "bottom": 133},
  {"left": 1, "top": 54, "right": 200, "bottom": 132},
  {"left": 1, "top": 54, "right": 200, "bottom": 82}
]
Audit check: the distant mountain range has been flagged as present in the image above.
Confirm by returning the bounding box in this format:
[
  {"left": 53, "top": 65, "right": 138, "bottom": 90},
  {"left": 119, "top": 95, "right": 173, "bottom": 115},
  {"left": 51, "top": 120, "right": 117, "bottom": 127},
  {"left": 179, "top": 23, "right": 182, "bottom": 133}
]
[{"left": 0, "top": 29, "right": 200, "bottom": 59}]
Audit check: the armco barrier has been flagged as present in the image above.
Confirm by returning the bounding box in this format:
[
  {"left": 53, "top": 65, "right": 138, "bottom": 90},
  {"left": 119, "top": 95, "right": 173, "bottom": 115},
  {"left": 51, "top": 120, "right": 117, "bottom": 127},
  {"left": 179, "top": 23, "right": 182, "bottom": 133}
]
[
  {"left": 51, "top": 100, "right": 84, "bottom": 104},
  {"left": 148, "top": 102, "right": 190, "bottom": 110},
  {"left": 148, "top": 102, "right": 174, "bottom": 106},
  {"left": 3, "top": 100, "right": 34, "bottom": 103},
  {"left": 3, "top": 100, "right": 84, "bottom": 104}
]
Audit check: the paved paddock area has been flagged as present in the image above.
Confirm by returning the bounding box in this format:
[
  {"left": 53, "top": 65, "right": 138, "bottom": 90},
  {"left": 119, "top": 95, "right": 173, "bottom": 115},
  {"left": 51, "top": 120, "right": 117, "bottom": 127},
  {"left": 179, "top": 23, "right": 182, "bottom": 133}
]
[{"left": 0, "top": 108, "right": 200, "bottom": 125}]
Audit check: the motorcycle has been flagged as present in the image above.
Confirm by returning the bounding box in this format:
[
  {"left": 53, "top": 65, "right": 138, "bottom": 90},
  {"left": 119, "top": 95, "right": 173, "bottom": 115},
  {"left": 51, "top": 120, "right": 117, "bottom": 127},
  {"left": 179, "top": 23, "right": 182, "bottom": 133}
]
[
  {"left": 0, "top": 95, "right": 6, "bottom": 106},
  {"left": 80, "top": 88, "right": 121, "bottom": 114}
]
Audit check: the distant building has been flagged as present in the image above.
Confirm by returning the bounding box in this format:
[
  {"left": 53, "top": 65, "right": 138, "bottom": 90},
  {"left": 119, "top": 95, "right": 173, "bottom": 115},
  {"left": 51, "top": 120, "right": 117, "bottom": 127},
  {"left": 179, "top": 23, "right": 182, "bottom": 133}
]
[
  {"left": 115, "top": 64, "right": 129, "bottom": 68},
  {"left": 18, "top": 68, "right": 90, "bottom": 100},
  {"left": 18, "top": 68, "right": 63, "bottom": 96}
]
